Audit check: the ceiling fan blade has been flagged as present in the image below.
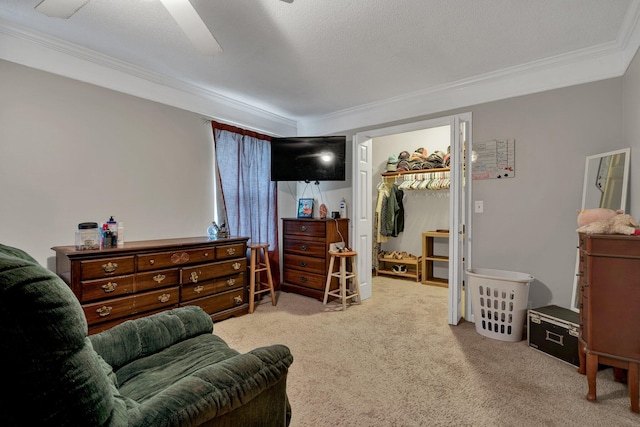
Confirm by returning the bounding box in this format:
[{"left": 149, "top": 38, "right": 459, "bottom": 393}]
[
  {"left": 159, "top": 0, "right": 223, "bottom": 56},
  {"left": 35, "top": 0, "right": 89, "bottom": 19}
]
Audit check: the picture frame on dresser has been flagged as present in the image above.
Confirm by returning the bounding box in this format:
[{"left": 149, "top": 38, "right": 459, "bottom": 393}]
[{"left": 297, "top": 198, "right": 314, "bottom": 218}]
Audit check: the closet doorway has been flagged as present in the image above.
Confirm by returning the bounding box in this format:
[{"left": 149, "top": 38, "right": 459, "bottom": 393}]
[{"left": 352, "top": 113, "right": 472, "bottom": 325}]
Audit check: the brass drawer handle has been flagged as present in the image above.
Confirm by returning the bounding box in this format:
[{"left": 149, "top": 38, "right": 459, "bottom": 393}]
[
  {"left": 300, "top": 245, "right": 307, "bottom": 251},
  {"left": 232, "top": 262, "right": 241, "bottom": 270},
  {"left": 300, "top": 225, "right": 307, "bottom": 232},
  {"left": 190, "top": 271, "right": 199, "bottom": 283},
  {"left": 300, "top": 276, "right": 307, "bottom": 283},
  {"left": 226, "top": 248, "right": 236, "bottom": 255},
  {"left": 101, "top": 282, "right": 117, "bottom": 293},
  {"left": 299, "top": 261, "right": 307, "bottom": 267},
  {"left": 158, "top": 293, "right": 171, "bottom": 303},
  {"left": 149, "top": 259, "right": 155, "bottom": 265},
  {"left": 226, "top": 278, "right": 236, "bottom": 287},
  {"left": 194, "top": 285, "right": 204, "bottom": 293},
  {"left": 102, "top": 262, "right": 118, "bottom": 274},
  {"left": 153, "top": 274, "right": 166, "bottom": 283},
  {"left": 97, "top": 306, "right": 112, "bottom": 317},
  {"left": 233, "top": 296, "right": 243, "bottom": 305}
]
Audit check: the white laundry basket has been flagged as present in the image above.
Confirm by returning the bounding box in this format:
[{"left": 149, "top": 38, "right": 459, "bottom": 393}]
[{"left": 466, "top": 268, "right": 534, "bottom": 342}]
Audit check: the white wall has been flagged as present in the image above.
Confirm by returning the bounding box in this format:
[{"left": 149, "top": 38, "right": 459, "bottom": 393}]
[
  {"left": 3, "top": 57, "right": 637, "bottom": 310},
  {"left": 0, "top": 60, "right": 216, "bottom": 269},
  {"left": 340, "top": 78, "right": 625, "bottom": 309}
]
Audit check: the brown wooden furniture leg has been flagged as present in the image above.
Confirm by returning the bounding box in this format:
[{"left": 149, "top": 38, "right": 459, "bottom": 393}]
[
  {"left": 577, "top": 341, "right": 586, "bottom": 375},
  {"left": 586, "top": 353, "right": 598, "bottom": 402},
  {"left": 629, "top": 362, "right": 639, "bottom": 413}
]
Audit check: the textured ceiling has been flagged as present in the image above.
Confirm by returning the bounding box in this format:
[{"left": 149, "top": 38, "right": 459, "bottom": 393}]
[{"left": 0, "top": 0, "right": 636, "bottom": 122}]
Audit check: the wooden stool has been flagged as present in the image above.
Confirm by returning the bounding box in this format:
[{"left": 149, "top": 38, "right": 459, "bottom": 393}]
[
  {"left": 324, "top": 250, "right": 361, "bottom": 310},
  {"left": 248, "top": 242, "right": 276, "bottom": 314}
]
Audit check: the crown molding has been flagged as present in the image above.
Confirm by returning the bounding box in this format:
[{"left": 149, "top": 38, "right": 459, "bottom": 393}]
[
  {"left": 299, "top": 0, "right": 640, "bottom": 136},
  {"left": 0, "top": 20, "right": 297, "bottom": 137},
  {"left": 298, "top": 41, "right": 630, "bottom": 135},
  {"left": 3, "top": 0, "right": 640, "bottom": 139}
]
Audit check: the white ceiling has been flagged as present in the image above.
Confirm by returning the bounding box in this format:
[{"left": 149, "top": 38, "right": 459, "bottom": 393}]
[{"left": 1, "top": 0, "right": 640, "bottom": 135}]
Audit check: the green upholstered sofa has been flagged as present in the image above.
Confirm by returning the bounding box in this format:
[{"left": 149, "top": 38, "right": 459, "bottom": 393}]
[{"left": 0, "top": 243, "right": 293, "bottom": 426}]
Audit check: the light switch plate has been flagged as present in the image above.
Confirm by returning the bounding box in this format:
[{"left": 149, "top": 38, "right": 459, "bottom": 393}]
[{"left": 474, "top": 201, "right": 484, "bottom": 213}]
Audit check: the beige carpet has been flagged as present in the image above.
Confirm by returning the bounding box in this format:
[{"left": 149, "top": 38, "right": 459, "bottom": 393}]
[{"left": 214, "top": 276, "right": 639, "bottom": 426}]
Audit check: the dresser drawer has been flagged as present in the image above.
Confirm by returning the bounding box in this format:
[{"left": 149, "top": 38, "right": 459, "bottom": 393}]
[
  {"left": 80, "top": 256, "right": 135, "bottom": 280},
  {"left": 80, "top": 274, "right": 134, "bottom": 302},
  {"left": 284, "top": 220, "right": 326, "bottom": 237},
  {"left": 83, "top": 286, "right": 180, "bottom": 325},
  {"left": 181, "top": 273, "right": 245, "bottom": 302},
  {"left": 283, "top": 269, "right": 328, "bottom": 291},
  {"left": 284, "top": 238, "right": 326, "bottom": 257},
  {"left": 87, "top": 306, "right": 173, "bottom": 335},
  {"left": 182, "top": 288, "right": 245, "bottom": 314},
  {"left": 137, "top": 248, "right": 215, "bottom": 271},
  {"left": 583, "top": 234, "right": 640, "bottom": 258},
  {"left": 215, "top": 243, "right": 245, "bottom": 260},
  {"left": 284, "top": 253, "right": 325, "bottom": 274},
  {"left": 181, "top": 259, "right": 247, "bottom": 284},
  {"left": 137, "top": 268, "right": 180, "bottom": 292}
]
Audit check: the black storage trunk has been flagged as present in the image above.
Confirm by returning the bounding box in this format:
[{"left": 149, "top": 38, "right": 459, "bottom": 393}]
[{"left": 528, "top": 305, "right": 580, "bottom": 367}]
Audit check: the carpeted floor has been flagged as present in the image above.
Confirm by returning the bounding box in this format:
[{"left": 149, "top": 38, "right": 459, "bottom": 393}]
[{"left": 214, "top": 276, "right": 639, "bottom": 426}]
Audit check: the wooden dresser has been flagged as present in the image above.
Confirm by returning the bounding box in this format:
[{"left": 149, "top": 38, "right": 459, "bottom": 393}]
[
  {"left": 281, "top": 218, "right": 349, "bottom": 300},
  {"left": 52, "top": 236, "right": 248, "bottom": 334},
  {"left": 576, "top": 233, "right": 639, "bottom": 413}
]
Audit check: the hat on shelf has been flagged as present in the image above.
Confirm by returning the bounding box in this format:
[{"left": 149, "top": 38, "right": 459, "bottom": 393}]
[{"left": 386, "top": 154, "right": 399, "bottom": 171}]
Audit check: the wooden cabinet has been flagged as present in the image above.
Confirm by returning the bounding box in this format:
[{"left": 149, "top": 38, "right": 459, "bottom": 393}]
[
  {"left": 281, "top": 218, "right": 349, "bottom": 300},
  {"left": 52, "top": 236, "right": 248, "bottom": 334},
  {"left": 422, "top": 231, "right": 449, "bottom": 287},
  {"left": 576, "top": 233, "right": 640, "bottom": 413}
]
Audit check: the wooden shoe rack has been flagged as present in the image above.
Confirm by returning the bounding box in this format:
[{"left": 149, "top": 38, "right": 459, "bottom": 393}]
[{"left": 376, "top": 253, "right": 422, "bottom": 282}]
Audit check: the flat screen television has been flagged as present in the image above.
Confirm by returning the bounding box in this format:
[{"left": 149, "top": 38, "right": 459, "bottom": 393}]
[{"left": 270, "top": 136, "right": 346, "bottom": 182}]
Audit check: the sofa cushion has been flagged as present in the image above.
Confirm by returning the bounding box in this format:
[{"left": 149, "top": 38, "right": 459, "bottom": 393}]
[
  {"left": 0, "top": 249, "right": 127, "bottom": 426},
  {"left": 121, "top": 342, "right": 294, "bottom": 426},
  {"left": 90, "top": 306, "right": 214, "bottom": 370},
  {"left": 115, "top": 333, "right": 240, "bottom": 402}
]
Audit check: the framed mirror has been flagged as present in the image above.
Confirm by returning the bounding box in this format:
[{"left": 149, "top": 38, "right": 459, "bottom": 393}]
[{"left": 570, "top": 148, "right": 630, "bottom": 311}]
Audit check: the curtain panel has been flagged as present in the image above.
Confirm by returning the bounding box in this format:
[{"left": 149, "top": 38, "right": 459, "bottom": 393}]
[{"left": 211, "top": 121, "right": 281, "bottom": 285}]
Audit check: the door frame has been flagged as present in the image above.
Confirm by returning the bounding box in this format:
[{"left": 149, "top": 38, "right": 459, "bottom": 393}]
[{"left": 352, "top": 113, "right": 472, "bottom": 325}]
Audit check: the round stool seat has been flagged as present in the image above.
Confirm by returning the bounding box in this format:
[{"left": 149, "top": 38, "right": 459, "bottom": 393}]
[
  {"left": 248, "top": 242, "right": 270, "bottom": 249},
  {"left": 328, "top": 250, "right": 357, "bottom": 257}
]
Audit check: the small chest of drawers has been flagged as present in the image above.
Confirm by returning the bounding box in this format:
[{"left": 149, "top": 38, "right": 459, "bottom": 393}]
[
  {"left": 281, "top": 218, "right": 349, "bottom": 300},
  {"left": 576, "top": 233, "right": 640, "bottom": 413},
  {"left": 53, "top": 236, "right": 248, "bottom": 334}
]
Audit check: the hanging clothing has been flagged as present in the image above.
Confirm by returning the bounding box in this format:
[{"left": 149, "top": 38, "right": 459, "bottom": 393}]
[{"left": 381, "top": 184, "right": 405, "bottom": 238}]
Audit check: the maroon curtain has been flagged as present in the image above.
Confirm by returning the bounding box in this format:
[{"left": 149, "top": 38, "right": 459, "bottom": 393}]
[{"left": 211, "top": 121, "right": 281, "bottom": 286}]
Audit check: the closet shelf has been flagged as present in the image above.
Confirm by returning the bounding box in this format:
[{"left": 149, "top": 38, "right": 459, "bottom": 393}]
[{"left": 381, "top": 167, "right": 450, "bottom": 177}]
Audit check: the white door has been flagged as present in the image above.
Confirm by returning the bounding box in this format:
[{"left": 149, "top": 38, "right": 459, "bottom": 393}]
[
  {"left": 448, "top": 113, "right": 473, "bottom": 325},
  {"left": 353, "top": 135, "right": 373, "bottom": 299},
  {"left": 353, "top": 113, "right": 471, "bottom": 324}
]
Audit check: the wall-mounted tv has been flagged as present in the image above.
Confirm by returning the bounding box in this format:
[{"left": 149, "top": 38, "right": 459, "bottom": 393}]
[{"left": 270, "top": 136, "right": 346, "bottom": 182}]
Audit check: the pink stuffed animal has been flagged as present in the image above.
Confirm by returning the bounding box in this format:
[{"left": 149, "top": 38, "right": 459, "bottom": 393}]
[
  {"left": 576, "top": 208, "right": 624, "bottom": 227},
  {"left": 577, "top": 213, "right": 640, "bottom": 235}
]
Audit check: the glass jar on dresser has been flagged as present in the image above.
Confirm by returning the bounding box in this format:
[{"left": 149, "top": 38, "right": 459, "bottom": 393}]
[
  {"left": 576, "top": 233, "right": 639, "bottom": 413},
  {"left": 52, "top": 236, "right": 248, "bottom": 334}
]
